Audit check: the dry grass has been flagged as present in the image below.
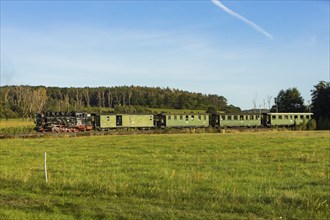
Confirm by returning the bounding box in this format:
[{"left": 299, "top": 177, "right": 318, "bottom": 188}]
[{"left": 0, "top": 119, "right": 34, "bottom": 128}]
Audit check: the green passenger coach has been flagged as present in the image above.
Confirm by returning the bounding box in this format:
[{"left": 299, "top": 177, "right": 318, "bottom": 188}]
[
  {"left": 219, "top": 113, "right": 262, "bottom": 128},
  {"left": 159, "top": 113, "right": 209, "bottom": 128},
  {"left": 264, "top": 113, "right": 313, "bottom": 127},
  {"left": 95, "top": 114, "right": 154, "bottom": 130}
]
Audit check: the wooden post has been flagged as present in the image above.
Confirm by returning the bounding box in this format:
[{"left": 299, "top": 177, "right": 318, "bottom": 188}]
[{"left": 44, "top": 152, "right": 48, "bottom": 183}]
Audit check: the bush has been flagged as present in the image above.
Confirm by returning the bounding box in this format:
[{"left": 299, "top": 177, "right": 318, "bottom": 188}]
[
  {"left": 296, "top": 119, "right": 307, "bottom": 130},
  {"left": 307, "top": 119, "right": 317, "bottom": 130},
  {"left": 0, "top": 109, "right": 19, "bottom": 119},
  {"left": 296, "top": 119, "right": 317, "bottom": 131},
  {"left": 317, "top": 117, "right": 330, "bottom": 130}
]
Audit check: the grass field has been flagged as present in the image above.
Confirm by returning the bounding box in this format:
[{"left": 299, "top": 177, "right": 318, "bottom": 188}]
[
  {"left": 0, "top": 119, "right": 35, "bottom": 134},
  {"left": 0, "top": 119, "right": 34, "bottom": 128},
  {"left": 0, "top": 131, "right": 329, "bottom": 219}
]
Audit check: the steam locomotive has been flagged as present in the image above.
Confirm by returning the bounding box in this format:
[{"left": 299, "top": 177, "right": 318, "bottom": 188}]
[{"left": 35, "top": 112, "right": 93, "bottom": 132}]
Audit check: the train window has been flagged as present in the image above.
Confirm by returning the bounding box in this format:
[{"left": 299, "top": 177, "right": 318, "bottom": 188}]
[
  {"left": 180, "top": 115, "right": 183, "bottom": 121},
  {"left": 272, "top": 115, "right": 276, "bottom": 119},
  {"left": 290, "top": 115, "right": 293, "bottom": 119},
  {"left": 204, "top": 115, "right": 207, "bottom": 120},
  {"left": 233, "top": 116, "right": 238, "bottom": 120},
  {"left": 285, "top": 115, "right": 288, "bottom": 119},
  {"left": 278, "top": 115, "right": 282, "bottom": 119},
  {"left": 191, "top": 115, "right": 194, "bottom": 121},
  {"left": 186, "top": 115, "right": 189, "bottom": 121},
  {"left": 107, "top": 116, "right": 110, "bottom": 121},
  {"left": 240, "top": 115, "right": 244, "bottom": 120},
  {"left": 228, "top": 116, "right": 232, "bottom": 120},
  {"left": 174, "top": 115, "right": 177, "bottom": 120},
  {"left": 198, "top": 115, "right": 201, "bottom": 120},
  {"left": 168, "top": 116, "right": 171, "bottom": 120},
  {"left": 294, "top": 115, "right": 298, "bottom": 119},
  {"left": 300, "top": 115, "right": 304, "bottom": 119},
  {"left": 306, "top": 115, "right": 310, "bottom": 119}
]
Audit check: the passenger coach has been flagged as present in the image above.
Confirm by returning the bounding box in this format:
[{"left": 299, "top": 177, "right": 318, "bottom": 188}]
[
  {"left": 263, "top": 113, "right": 313, "bottom": 127},
  {"left": 218, "top": 113, "right": 262, "bottom": 128},
  {"left": 158, "top": 113, "right": 209, "bottom": 128},
  {"left": 94, "top": 114, "right": 155, "bottom": 130}
]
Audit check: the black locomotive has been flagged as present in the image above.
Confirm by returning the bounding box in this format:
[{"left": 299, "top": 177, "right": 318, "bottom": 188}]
[{"left": 35, "top": 112, "right": 93, "bottom": 132}]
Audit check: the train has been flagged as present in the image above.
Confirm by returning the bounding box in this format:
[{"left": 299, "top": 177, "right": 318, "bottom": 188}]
[{"left": 35, "top": 111, "right": 313, "bottom": 132}]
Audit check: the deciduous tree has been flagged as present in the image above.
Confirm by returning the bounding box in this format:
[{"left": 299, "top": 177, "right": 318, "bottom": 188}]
[
  {"left": 271, "top": 88, "right": 306, "bottom": 112},
  {"left": 311, "top": 81, "right": 330, "bottom": 129}
]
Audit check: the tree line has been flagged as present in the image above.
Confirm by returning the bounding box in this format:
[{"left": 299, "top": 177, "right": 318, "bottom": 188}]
[{"left": 0, "top": 85, "right": 237, "bottom": 119}]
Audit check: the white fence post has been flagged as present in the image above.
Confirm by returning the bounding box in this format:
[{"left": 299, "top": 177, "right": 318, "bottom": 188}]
[{"left": 44, "top": 152, "right": 48, "bottom": 183}]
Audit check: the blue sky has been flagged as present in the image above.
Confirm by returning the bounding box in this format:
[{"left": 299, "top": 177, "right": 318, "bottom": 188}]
[{"left": 1, "top": 0, "right": 329, "bottom": 109}]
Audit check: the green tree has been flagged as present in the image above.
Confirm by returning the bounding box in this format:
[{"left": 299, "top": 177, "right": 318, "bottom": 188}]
[
  {"left": 32, "top": 87, "right": 48, "bottom": 113},
  {"left": 206, "top": 105, "right": 217, "bottom": 114},
  {"left": 311, "top": 81, "right": 330, "bottom": 129},
  {"left": 271, "top": 87, "right": 306, "bottom": 112},
  {"left": 0, "top": 86, "right": 18, "bottom": 119},
  {"left": 226, "top": 105, "right": 241, "bottom": 113}
]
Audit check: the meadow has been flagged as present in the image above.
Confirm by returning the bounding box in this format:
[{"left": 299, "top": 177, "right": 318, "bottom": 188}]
[
  {"left": 0, "top": 119, "right": 35, "bottom": 134},
  {"left": 0, "top": 131, "right": 329, "bottom": 219}
]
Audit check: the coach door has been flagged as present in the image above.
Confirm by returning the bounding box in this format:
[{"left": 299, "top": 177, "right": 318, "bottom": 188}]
[{"left": 116, "top": 115, "right": 123, "bottom": 126}]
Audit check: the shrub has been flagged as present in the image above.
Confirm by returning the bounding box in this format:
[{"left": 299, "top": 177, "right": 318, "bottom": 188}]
[
  {"left": 317, "top": 117, "right": 330, "bottom": 130},
  {"left": 296, "top": 119, "right": 307, "bottom": 130},
  {"left": 307, "top": 119, "right": 317, "bottom": 130}
]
